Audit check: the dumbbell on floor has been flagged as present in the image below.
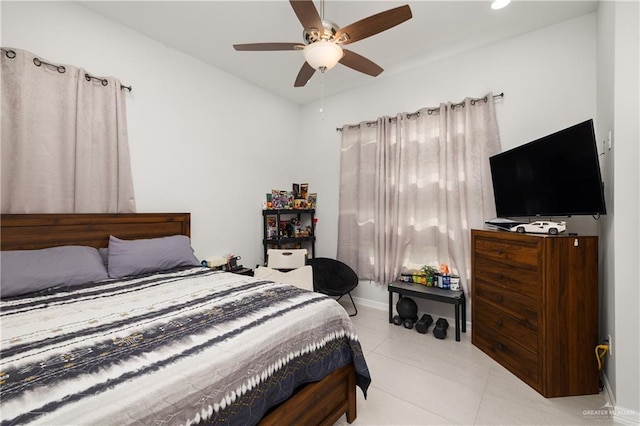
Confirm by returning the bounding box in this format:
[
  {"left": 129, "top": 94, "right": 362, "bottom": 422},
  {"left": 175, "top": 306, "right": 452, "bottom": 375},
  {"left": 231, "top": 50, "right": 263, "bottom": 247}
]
[
  {"left": 415, "top": 314, "right": 433, "bottom": 334},
  {"left": 392, "top": 314, "right": 417, "bottom": 329},
  {"left": 433, "top": 318, "right": 449, "bottom": 339},
  {"left": 403, "top": 317, "right": 417, "bottom": 329}
]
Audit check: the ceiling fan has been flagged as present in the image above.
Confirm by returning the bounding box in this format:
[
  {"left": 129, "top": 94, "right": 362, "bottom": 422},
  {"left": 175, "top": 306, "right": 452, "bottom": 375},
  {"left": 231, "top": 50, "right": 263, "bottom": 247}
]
[{"left": 233, "top": 0, "right": 412, "bottom": 87}]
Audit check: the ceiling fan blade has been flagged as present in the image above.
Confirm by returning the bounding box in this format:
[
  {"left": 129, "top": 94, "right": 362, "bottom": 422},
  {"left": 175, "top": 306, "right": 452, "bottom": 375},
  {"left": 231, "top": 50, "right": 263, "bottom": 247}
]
[
  {"left": 335, "top": 5, "right": 412, "bottom": 45},
  {"left": 233, "top": 42, "right": 304, "bottom": 51},
  {"left": 294, "top": 62, "right": 316, "bottom": 87},
  {"left": 290, "top": 0, "right": 323, "bottom": 33},
  {"left": 339, "top": 49, "right": 383, "bottom": 77}
]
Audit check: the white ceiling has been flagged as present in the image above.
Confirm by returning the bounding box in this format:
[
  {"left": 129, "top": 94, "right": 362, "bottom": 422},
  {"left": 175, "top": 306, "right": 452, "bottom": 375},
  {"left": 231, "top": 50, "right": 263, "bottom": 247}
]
[{"left": 77, "top": 1, "right": 598, "bottom": 105}]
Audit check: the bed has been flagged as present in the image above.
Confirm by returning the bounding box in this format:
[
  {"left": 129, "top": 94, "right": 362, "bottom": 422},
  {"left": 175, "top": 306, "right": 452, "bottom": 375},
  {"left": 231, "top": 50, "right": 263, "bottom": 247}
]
[{"left": 0, "top": 213, "right": 370, "bottom": 425}]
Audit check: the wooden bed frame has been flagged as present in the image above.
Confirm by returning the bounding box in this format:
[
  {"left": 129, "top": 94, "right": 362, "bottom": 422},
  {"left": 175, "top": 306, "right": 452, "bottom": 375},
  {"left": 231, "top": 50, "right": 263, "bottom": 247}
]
[{"left": 0, "top": 213, "right": 357, "bottom": 425}]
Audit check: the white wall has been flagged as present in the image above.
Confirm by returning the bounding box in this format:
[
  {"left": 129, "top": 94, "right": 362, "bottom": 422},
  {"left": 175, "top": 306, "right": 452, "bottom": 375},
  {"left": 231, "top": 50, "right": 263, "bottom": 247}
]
[
  {"left": 597, "top": 0, "right": 640, "bottom": 416},
  {"left": 297, "top": 13, "right": 598, "bottom": 314},
  {"left": 596, "top": 0, "right": 617, "bottom": 406},
  {"left": 1, "top": 1, "right": 302, "bottom": 268}
]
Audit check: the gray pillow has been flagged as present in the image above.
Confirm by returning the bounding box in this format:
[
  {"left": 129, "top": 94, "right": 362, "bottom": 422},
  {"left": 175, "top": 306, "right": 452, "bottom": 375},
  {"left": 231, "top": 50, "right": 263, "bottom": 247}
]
[
  {"left": 98, "top": 247, "right": 109, "bottom": 268},
  {"left": 0, "top": 246, "right": 109, "bottom": 298},
  {"left": 107, "top": 235, "right": 200, "bottom": 278}
]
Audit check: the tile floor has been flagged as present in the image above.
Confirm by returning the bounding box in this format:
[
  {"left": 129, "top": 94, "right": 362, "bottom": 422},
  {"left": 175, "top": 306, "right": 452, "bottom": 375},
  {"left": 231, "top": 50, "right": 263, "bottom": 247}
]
[{"left": 335, "top": 303, "right": 617, "bottom": 425}]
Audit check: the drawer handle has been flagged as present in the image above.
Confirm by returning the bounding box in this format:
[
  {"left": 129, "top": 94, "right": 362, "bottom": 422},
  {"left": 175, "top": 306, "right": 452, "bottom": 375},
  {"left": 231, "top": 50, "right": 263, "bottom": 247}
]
[
  {"left": 496, "top": 249, "right": 504, "bottom": 255},
  {"left": 497, "top": 272, "right": 504, "bottom": 279},
  {"left": 497, "top": 343, "right": 504, "bottom": 351},
  {"left": 497, "top": 295, "right": 504, "bottom": 303},
  {"left": 496, "top": 320, "right": 503, "bottom": 327}
]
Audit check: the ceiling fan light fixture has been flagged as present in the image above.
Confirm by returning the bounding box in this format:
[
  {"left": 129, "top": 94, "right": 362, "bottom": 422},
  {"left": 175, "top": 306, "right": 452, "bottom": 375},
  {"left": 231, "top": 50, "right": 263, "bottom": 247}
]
[
  {"left": 491, "top": 0, "right": 511, "bottom": 10},
  {"left": 303, "top": 40, "right": 343, "bottom": 72}
]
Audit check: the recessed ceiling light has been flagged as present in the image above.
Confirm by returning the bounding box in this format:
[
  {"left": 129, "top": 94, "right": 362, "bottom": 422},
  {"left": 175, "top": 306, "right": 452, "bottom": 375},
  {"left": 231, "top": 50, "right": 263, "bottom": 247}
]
[{"left": 491, "top": 0, "right": 511, "bottom": 10}]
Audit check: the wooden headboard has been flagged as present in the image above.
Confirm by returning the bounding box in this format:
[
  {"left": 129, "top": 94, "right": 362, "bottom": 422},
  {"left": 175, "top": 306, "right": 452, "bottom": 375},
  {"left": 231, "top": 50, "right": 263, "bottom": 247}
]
[{"left": 0, "top": 213, "right": 191, "bottom": 250}]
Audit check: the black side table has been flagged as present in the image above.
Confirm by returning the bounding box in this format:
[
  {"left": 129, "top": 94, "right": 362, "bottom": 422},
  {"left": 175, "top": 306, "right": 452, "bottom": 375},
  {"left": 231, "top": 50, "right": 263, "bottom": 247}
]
[{"left": 388, "top": 281, "right": 466, "bottom": 341}]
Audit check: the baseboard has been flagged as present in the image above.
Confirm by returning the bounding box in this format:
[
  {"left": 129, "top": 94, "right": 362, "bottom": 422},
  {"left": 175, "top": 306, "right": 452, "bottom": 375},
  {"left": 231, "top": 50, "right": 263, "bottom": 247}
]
[
  {"left": 601, "top": 372, "right": 640, "bottom": 425},
  {"left": 351, "top": 296, "right": 387, "bottom": 311},
  {"left": 602, "top": 372, "right": 616, "bottom": 407}
]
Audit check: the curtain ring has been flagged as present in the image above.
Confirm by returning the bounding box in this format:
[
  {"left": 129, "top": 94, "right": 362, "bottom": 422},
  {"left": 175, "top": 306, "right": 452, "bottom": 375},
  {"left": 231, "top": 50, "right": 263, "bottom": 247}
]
[
  {"left": 471, "top": 99, "right": 476, "bottom": 105},
  {"left": 34, "top": 57, "right": 65, "bottom": 73},
  {"left": 101, "top": 79, "right": 108, "bottom": 86},
  {"left": 85, "top": 73, "right": 91, "bottom": 82},
  {"left": 5, "top": 49, "right": 16, "bottom": 59}
]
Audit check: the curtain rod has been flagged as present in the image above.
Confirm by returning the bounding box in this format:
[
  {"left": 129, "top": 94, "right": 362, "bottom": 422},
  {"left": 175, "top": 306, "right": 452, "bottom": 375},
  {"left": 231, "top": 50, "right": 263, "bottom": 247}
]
[
  {"left": 1, "top": 48, "right": 132, "bottom": 92},
  {"left": 336, "top": 92, "right": 504, "bottom": 132}
]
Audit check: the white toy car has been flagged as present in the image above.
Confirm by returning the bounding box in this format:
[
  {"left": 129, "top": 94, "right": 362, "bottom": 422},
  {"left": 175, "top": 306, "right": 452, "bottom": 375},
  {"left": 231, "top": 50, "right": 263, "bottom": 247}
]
[{"left": 510, "top": 221, "right": 567, "bottom": 235}]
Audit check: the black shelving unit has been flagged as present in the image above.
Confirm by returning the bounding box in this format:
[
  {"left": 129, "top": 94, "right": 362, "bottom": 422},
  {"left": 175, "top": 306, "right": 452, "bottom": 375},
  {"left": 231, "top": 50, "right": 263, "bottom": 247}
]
[{"left": 262, "top": 209, "right": 315, "bottom": 263}]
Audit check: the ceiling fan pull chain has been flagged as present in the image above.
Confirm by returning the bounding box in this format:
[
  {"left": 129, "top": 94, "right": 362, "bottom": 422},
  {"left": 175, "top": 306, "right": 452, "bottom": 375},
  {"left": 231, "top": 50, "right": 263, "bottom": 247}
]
[{"left": 319, "top": 72, "right": 325, "bottom": 118}]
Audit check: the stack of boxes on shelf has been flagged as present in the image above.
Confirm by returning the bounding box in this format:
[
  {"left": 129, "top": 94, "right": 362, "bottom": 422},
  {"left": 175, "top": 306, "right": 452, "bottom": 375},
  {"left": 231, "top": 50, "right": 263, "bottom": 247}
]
[{"left": 264, "top": 183, "right": 317, "bottom": 211}]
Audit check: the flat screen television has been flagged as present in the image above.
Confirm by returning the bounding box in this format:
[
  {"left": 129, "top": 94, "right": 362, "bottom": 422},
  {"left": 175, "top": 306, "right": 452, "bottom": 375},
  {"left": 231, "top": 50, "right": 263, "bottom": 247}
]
[{"left": 489, "top": 119, "right": 606, "bottom": 218}]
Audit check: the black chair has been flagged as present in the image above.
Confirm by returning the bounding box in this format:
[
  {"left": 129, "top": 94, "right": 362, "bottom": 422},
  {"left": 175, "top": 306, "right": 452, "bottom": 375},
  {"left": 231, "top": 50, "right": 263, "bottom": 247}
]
[{"left": 307, "top": 257, "right": 359, "bottom": 316}]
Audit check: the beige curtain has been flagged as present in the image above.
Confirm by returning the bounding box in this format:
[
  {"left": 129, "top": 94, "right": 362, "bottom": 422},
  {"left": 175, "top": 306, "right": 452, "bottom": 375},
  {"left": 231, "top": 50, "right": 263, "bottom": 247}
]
[
  {"left": 1, "top": 48, "right": 136, "bottom": 213},
  {"left": 337, "top": 93, "right": 501, "bottom": 294}
]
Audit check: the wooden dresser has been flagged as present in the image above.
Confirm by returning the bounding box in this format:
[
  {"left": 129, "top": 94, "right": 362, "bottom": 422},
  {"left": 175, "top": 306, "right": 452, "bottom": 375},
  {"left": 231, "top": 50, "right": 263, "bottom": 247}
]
[{"left": 471, "top": 229, "right": 599, "bottom": 397}]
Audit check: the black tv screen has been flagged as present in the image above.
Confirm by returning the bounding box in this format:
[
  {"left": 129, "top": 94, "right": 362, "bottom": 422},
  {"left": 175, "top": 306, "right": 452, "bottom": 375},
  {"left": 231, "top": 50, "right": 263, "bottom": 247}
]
[{"left": 489, "top": 119, "right": 606, "bottom": 218}]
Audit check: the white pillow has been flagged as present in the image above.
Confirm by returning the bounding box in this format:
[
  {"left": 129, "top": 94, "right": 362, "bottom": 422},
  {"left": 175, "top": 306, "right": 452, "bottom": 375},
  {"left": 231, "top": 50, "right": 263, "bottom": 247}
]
[{"left": 253, "top": 266, "right": 313, "bottom": 292}]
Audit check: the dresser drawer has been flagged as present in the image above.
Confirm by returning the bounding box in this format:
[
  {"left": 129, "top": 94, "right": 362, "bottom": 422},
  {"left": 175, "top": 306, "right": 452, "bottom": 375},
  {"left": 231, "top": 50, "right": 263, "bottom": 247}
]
[
  {"left": 475, "top": 280, "right": 537, "bottom": 324},
  {"left": 474, "top": 297, "right": 538, "bottom": 353},
  {"left": 474, "top": 256, "right": 539, "bottom": 300},
  {"left": 474, "top": 325, "right": 540, "bottom": 389},
  {"left": 474, "top": 236, "right": 539, "bottom": 269}
]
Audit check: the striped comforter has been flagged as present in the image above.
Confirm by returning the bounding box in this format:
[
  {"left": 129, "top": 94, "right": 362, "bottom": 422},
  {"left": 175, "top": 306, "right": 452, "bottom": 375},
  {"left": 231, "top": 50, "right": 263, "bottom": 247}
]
[{"left": 0, "top": 267, "right": 370, "bottom": 425}]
